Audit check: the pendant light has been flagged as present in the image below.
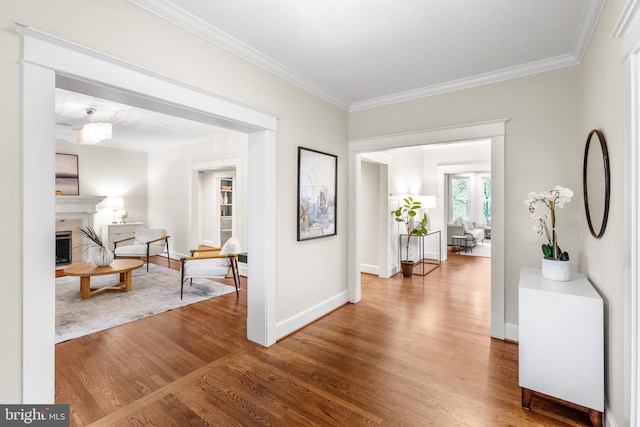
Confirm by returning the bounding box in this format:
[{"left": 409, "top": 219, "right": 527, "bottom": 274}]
[{"left": 75, "top": 108, "right": 112, "bottom": 144}]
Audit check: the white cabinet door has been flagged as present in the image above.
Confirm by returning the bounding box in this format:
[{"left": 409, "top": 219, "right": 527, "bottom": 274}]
[{"left": 518, "top": 267, "right": 604, "bottom": 412}]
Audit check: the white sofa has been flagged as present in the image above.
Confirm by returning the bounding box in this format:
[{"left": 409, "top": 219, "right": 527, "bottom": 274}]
[{"left": 447, "top": 219, "right": 485, "bottom": 249}]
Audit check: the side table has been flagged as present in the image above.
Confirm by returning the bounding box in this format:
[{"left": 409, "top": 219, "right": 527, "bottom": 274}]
[{"left": 451, "top": 235, "right": 467, "bottom": 254}]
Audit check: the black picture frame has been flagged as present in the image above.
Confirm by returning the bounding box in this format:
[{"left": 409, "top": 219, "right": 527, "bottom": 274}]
[
  {"left": 297, "top": 147, "right": 337, "bottom": 241},
  {"left": 55, "top": 153, "right": 79, "bottom": 196}
]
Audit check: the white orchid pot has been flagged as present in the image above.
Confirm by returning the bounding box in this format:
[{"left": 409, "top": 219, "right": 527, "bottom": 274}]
[
  {"left": 93, "top": 246, "right": 114, "bottom": 267},
  {"left": 541, "top": 258, "right": 570, "bottom": 281}
]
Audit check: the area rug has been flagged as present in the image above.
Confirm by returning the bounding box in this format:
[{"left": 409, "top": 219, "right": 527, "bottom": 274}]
[
  {"left": 55, "top": 263, "right": 236, "bottom": 343},
  {"left": 460, "top": 241, "right": 492, "bottom": 258}
]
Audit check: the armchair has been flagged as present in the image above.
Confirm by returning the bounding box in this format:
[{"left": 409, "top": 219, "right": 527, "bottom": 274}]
[
  {"left": 180, "top": 237, "right": 240, "bottom": 299},
  {"left": 113, "top": 228, "right": 170, "bottom": 271}
]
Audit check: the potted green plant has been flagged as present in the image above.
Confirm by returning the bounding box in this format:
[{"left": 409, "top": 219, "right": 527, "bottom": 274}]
[
  {"left": 391, "top": 196, "right": 429, "bottom": 277},
  {"left": 74, "top": 225, "right": 114, "bottom": 266}
]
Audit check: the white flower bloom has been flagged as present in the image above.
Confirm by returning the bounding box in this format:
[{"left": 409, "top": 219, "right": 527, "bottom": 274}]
[{"left": 526, "top": 186, "right": 572, "bottom": 260}]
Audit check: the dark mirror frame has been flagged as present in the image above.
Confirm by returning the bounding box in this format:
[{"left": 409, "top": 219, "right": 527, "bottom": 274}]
[{"left": 583, "top": 129, "right": 610, "bottom": 238}]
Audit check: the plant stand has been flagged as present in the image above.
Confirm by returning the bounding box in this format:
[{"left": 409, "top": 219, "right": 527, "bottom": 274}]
[{"left": 399, "top": 231, "right": 441, "bottom": 277}]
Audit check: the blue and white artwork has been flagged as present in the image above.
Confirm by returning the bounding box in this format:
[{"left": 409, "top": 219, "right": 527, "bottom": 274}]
[{"left": 297, "top": 147, "right": 337, "bottom": 241}]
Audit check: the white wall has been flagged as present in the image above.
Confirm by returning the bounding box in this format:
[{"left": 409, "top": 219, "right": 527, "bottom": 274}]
[
  {"left": 55, "top": 140, "right": 148, "bottom": 245},
  {"left": 350, "top": 66, "right": 582, "bottom": 353},
  {"left": 1, "top": 0, "right": 348, "bottom": 402},
  {"left": 199, "top": 170, "right": 216, "bottom": 245},
  {"left": 360, "top": 161, "right": 381, "bottom": 273},
  {"left": 147, "top": 135, "right": 248, "bottom": 258},
  {"left": 579, "top": 0, "right": 626, "bottom": 422}
]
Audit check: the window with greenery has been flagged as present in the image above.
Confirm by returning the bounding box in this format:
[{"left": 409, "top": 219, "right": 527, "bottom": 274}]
[
  {"left": 482, "top": 176, "right": 491, "bottom": 222},
  {"left": 450, "top": 177, "right": 469, "bottom": 220}
]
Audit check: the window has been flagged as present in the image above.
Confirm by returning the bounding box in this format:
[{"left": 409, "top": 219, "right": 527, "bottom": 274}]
[
  {"left": 482, "top": 176, "right": 491, "bottom": 222},
  {"left": 450, "top": 176, "right": 469, "bottom": 220}
]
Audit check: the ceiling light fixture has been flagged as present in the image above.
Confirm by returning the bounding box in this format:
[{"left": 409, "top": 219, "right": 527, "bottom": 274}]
[{"left": 75, "top": 108, "right": 112, "bottom": 144}]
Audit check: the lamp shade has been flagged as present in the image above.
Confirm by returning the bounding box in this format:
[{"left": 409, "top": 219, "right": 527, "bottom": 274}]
[
  {"left": 422, "top": 195, "right": 436, "bottom": 209},
  {"left": 75, "top": 122, "right": 112, "bottom": 144},
  {"left": 102, "top": 197, "right": 124, "bottom": 210}
]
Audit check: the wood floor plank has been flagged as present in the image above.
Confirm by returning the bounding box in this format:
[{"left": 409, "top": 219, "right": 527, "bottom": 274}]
[{"left": 56, "top": 254, "right": 589, "bottom": 426}]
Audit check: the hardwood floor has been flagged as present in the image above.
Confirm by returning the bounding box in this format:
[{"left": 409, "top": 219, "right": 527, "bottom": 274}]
[{"left": 55, "top": 254, "right": 591, "bottom": 426}]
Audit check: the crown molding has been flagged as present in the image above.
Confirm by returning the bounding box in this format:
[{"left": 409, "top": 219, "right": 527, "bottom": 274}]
[
  {"left": 128, "top": 0, "right": 350, "bottom": 111},
  {"left": 613, "top": 0, "right": 640, "bottom": 38},
  {"left": 572, "top": 0, "right": 606, "bottom": 61},
  {"left": 129, "top": 0, "right": 602, "bottom": 114},
  {"left": 613, "top": 0, "right": 640, "bottom": 61},
  {"left": 349, "top": 54, "right": 580, "bottom": 112}
]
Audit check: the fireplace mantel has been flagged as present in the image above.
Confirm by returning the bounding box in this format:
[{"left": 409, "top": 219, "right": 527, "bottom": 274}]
[
  {"left": 55, "top": 195, "right": 106, "bottom": 266},
  {"left": 55, "top": 195, "right": 106, "bottom": 215}
]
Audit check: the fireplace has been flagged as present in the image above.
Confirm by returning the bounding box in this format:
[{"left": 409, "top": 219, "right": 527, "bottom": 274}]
[
  {"left": 55, "top": 195, "right": 106, "bottom": 267},
  {"left": 56, "top": 231, "right": 72, "bottom": 266}
]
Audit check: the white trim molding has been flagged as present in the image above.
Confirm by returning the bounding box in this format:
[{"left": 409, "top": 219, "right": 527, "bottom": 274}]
[
  {"left": 614, "top": 2, "right": 640, "bottom": 425},
  {"left": 349, "top": 54, "right": 581, "bottom": 112},
  {"left": 275, "top": 291, "right": 349, "bottom": 339},
  {"left": 128, "top": 0, "right": 349, "bottom": 111},
  {"left": 18, "top": 24, "right": 278, "bottom": 402}
]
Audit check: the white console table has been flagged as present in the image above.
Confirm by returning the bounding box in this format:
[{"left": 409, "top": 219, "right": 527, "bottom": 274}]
[{"left": 518, "top": 267, "right": 604, "bottom": 426}]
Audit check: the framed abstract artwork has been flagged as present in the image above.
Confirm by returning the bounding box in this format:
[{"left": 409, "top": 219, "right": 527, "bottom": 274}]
[
  {"left": 55, "top": 153, "right": 79, "bottom": 195},
  {"left": 297, "top": 147, "right": 337, "bottom": 241}
]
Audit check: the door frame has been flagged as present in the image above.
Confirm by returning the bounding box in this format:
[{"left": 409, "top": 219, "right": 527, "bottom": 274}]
[
  {"left": 614, "top": 2, "right": 640, "bottom": 423},
  {"left": 348, "top": 120, "right": 507, "bottom": 339},
  {"left": 19, "top": 25, "right": 277, "bottom": 402},
  {"left": 191, "top": 160, "right": 241, "bottom": 249}
]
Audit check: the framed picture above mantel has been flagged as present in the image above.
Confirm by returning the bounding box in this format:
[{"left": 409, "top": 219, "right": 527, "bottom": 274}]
[
  {"left": 55, "top": 153, "right": 79, "bottom": 196},
  {"left": 297, "top": 147, "right": 337, "bottom": 241}
]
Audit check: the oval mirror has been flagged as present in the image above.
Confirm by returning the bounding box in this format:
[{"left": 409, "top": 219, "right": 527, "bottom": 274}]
[{"left": 583, "top": 129, "right": 610, "bottom": 238}]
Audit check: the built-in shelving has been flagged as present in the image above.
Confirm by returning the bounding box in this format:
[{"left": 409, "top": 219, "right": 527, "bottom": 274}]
[{"left": 219, "top": 178, "right": 233, "bottom": 244}]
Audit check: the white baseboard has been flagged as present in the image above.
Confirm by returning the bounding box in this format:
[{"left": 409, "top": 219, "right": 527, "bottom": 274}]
[
  {"left": 168, "top": 250, "right": 188, "bottom": 260},
  {"left": 360, "top": 263, "right": 380, "bottom": 276},
  {"left": 275, "top": 290, "right": 349, "bottom": 340},
  {"left": 490, "top": 320, "right": 518, "bottom": 341},
  {"left": 423, "top": 251, "right": 439, "bottom": 261},
  {"left": 491, "top": 316, "right": 505, "bottom": 339},
  {"left": 505, "top": 322, "right": 519, "bottom": 342}
]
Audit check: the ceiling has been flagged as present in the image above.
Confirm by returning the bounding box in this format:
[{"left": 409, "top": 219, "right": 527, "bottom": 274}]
[
  {"left": 130, "top": 0, "right": 605, "bottom": 111},
  {"left": 55, "top": 89, "right": 242, "bottom": 152}
]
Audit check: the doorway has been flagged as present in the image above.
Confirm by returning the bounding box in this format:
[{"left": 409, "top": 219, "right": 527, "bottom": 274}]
[
  {"left": 195, "top": 165, "right": 243, "bottom": 250},
  {"left": 348, "top": 120, "right": 506, "bottom": 339},
  {"left": 20, "top": 27, "right": 277, "bottom": 402}
]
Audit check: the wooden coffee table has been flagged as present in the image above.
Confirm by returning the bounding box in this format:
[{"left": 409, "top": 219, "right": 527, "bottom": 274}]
[{"left": 64, "top": 259, "right": 145, "bottom": 299}]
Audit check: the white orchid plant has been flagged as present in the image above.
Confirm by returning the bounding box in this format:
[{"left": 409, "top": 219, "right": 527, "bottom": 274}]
[{"left": 525, "top": 185, "right": 573, "bottom": 261}]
